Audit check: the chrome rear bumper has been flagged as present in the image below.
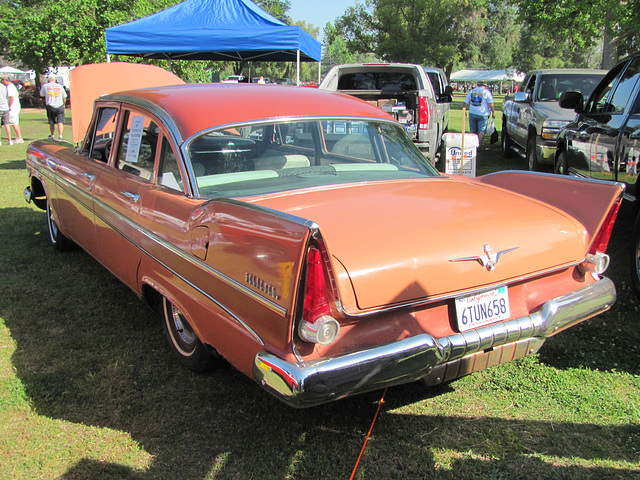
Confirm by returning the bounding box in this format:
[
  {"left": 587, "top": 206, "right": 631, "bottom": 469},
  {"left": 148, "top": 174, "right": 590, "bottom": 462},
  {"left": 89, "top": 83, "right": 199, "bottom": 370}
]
[{"left": 253, "top": 278, "right": 615, "bottom": 408}]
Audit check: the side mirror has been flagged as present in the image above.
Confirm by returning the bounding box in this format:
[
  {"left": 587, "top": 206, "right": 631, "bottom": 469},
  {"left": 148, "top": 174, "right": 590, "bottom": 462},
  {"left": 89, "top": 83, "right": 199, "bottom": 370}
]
[
  {"left": 444, "top": 85, "right": 453, "bottom": 95},
  {"left": 438, "top": 93, "right": 453, "bottom": 103},
  {"left": 559, "top": 91, "right": 584, "bottom": 113},
  {"left": 514, "top": 91, "right": 530, "bottom": 103}
]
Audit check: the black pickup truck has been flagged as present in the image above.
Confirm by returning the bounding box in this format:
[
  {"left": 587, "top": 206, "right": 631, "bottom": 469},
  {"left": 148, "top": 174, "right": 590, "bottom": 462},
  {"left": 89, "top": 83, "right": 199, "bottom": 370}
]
[{"left": 556, "top": 52, "right": 640, "bottom": 297}]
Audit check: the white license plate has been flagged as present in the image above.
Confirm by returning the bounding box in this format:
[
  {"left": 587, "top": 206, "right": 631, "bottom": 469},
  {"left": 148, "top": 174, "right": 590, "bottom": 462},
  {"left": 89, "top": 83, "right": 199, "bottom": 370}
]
[{"left": 455, "top": 286, "right": 510, "bottom": 332}]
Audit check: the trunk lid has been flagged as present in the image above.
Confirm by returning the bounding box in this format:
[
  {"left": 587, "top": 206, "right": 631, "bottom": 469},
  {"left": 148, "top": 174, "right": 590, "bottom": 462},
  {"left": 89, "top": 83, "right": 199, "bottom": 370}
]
[{"left": 247, "top": 177, "right": 589, "bottom": 311}]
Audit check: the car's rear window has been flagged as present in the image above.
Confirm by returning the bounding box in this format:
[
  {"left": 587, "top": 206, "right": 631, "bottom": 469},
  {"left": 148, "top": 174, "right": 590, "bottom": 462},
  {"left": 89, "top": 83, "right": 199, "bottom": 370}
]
[
  {"left": 187, "top": 119, "right": 439, "bottom": 198},
  {"left": 337, "top": 72, "right": 418, "bottom": 91}
]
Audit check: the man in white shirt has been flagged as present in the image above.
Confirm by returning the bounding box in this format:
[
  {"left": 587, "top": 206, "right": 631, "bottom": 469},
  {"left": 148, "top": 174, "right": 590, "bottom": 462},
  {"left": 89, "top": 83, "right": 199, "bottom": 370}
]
[
  {"left": 40, "top": 75, "right": 67, "bottom": 140},
  {"left": 1, "top": 75, "right": 23, "bottom": 144},
  {"left": 463, "top": 83, "right": 496, "bottom": 145}
]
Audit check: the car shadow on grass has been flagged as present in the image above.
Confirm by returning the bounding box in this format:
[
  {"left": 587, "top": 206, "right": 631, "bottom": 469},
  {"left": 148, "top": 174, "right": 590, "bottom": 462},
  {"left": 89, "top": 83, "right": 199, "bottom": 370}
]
[{"left": 1, "top": 206, "right": 638, "bottom": 479}]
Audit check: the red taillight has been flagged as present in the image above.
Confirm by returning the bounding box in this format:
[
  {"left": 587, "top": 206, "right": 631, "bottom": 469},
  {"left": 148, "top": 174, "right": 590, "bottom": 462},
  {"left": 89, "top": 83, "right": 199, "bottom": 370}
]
[
  {"left": 303, "top": 246, "right": 331, "bottom": 320},
  {"left": 590, "top": 197, "right": 622, "bottom": 255},
  {"left": 418, "top": 96, "right": 431, "bottom": 130},
  {"left": 299, "top": 246, "right": 340, "bottom": 345}
]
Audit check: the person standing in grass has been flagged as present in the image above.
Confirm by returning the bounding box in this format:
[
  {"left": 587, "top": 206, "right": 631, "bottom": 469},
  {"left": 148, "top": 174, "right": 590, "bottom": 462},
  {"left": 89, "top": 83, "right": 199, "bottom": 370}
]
[
  {"left": 463, "top": 82, "right": 496, "bottom": 146},
  {"left": 1, "top": 75, "right": 24, "bottom": 144},
  {"left": 40, "top": 75, "right": 67, "bottom": 140},
  {"left": 0, "top": 79, "right": 11, "bottom": 146}
]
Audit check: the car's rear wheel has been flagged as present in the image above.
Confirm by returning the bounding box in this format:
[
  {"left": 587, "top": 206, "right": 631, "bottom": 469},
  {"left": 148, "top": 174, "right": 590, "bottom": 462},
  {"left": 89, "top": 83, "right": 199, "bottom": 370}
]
[
  {"left": 630, "top": 213, "right": 640, "bottom": 299},
  {"left": 46, "top": 199, "right": 73, "bottom": 251},
  {"left": 501, "top": 120, "right": 515, "bottom": 158},
  {"left": 162, "top": 297, "right": 215, "bottom": 372}
]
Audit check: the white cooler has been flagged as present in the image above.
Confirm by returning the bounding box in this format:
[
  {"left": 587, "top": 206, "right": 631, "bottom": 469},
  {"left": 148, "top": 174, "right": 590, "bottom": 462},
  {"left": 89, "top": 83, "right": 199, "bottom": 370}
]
[{"left": 442, "top": 133, "right": 479, "bottom": 177}]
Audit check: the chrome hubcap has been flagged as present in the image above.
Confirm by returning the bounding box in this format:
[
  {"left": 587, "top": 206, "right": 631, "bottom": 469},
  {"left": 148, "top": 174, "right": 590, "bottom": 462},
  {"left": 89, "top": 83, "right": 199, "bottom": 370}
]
[{"left": 171, "top": 304, "right": 196, "bottom": 345}]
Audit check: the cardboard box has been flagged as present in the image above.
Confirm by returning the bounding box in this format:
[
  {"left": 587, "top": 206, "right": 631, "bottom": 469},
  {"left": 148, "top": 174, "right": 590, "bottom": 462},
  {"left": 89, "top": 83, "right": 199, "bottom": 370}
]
[
  {"left": 443, "top": 133, "right": 479, "bottom": 177},
  {"left": 378, "top": 99, "right": 397, "bottom": 112}
]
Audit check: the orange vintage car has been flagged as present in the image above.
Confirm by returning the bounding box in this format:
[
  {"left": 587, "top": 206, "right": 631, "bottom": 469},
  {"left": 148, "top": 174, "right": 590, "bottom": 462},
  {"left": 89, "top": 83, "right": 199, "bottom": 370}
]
[{"left": 24, "top": 63, "right": 624, "bottom": 407}]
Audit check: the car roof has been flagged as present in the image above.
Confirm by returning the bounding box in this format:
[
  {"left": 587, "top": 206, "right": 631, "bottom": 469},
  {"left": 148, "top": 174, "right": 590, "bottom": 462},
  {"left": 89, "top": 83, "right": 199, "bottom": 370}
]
[
  {"left": 530, "top": 69, "right": 608, "bottom": 75},
  {"left": 101, "top": 83, "right": 392, "bottom": 143},
  {"left": 423, "top": 66, "right": 445, "bottom": 74}
]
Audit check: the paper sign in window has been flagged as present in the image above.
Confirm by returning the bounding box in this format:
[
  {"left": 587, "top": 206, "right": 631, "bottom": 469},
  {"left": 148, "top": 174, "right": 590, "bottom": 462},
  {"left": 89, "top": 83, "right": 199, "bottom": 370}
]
[{"left": 125, "top": 116, "right": 145, "bottom": 164}]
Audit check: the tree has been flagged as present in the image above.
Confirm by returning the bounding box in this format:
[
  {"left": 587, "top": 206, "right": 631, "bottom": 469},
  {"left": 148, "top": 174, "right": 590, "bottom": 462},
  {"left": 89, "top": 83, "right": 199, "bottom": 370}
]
[
  {"left": 329, "top": 0, "right": 493, "bottom": 75},
  {"left": 515, "top": 0, "right": 640, "bottom": 68},
  {"left": 323, "top": 22, "right": 379, "bottom": 71},
  {"left": 254, "top": 0, "right": 291, "bottom": 23},
  {"left": 6, "top": 0, "right": 180, "bottom": 74}
]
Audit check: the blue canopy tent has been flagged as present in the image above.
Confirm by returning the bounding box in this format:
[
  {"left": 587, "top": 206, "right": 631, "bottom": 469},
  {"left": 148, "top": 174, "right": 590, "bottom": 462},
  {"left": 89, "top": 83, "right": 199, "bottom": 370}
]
[{"left": 105, "top": 0, "right": 322, "bottom": 84}]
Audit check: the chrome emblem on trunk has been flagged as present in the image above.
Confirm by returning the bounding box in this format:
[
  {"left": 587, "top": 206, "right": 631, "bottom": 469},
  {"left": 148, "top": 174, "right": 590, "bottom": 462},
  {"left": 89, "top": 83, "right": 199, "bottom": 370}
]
[{"left": 450, "top": 244, "right": 519, "bottom": 271}]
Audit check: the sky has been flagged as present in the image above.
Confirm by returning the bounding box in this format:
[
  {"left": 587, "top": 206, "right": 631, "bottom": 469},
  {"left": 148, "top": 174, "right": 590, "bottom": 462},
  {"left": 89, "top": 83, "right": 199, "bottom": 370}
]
[{"left": 288, "top": 0, "right": 358, "bottom": 39}]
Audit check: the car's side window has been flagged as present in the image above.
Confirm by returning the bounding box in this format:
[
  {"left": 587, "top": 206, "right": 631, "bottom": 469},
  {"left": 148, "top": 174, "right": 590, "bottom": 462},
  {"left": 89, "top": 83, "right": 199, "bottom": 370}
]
[
  {"left": 87, "top": 107, "right": 118, "bottom": 162},
  {"left": 603, "top": 57, "right": 640, "bottom": 114},
  {"left": 116, "top": 110, "right": 159, "bottom": 181},
  {"left": 524, "top": 75, "right": 535, "bottom": 98},
  {"left": 158, "top": 136, "right": 184, "bottom": 192},
  {"left": 588, "top": 62, "right": 628, "bottom": 114}
]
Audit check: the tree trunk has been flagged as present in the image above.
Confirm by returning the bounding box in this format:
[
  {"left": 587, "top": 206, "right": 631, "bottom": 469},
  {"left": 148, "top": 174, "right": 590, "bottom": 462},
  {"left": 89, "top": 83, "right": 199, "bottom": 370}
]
[{"left": 601, "top": 8, "right": 619, "bottom": 69}]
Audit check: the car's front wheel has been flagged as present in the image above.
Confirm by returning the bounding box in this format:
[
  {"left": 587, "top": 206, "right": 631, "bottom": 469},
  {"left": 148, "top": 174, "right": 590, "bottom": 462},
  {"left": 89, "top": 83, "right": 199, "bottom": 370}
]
[
  {"left": 630, "top": 213, "right": 640, "bottom": 299},
  {"left": 46, "top": 199, "right": 73, "bottom": 251},
  {"left": 555, "top": 150, "right": 569, "bottom": 175},
  {"left": 162, "top": 297, "right": 216, "bottom": 372},
  {"left": 501, "top": 121, "right": 515, "bottom": 158},
  {"left": 527, "top": 135, "right": 543, "bottom": 171}
]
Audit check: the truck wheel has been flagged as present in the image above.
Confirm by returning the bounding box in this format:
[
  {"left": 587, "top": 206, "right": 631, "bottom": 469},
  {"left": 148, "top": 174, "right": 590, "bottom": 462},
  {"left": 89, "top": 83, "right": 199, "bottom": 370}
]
[
  {"left": 501, "top": 121, "right": 515, "bottom": 158},
  {"left": 555, "top": 150, "right": 569, "bottom": 175},
  {"left": 630, "top": 213, "right": 640, "bottom": 299},
  {"left": 527, "top": 135, "right": 542, "bottom": 171}
]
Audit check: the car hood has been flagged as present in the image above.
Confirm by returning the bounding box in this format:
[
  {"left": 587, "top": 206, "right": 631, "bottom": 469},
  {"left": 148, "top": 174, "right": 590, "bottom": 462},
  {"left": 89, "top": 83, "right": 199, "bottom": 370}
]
[
  {"left": 247, "top": 177, "right": 589, "bottom": 311},
  {"left": 535, "top": 101, "right": 577, "bottom": 122},
  {"left": 69, "top": 63, "right": 184, "bottom": 144}
]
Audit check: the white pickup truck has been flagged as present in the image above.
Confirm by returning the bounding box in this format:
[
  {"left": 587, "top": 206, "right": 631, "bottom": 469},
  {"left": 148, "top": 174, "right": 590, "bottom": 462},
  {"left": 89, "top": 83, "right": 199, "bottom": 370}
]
[{"left": 319, "top": 63, "right": 452, "bottom": 164}]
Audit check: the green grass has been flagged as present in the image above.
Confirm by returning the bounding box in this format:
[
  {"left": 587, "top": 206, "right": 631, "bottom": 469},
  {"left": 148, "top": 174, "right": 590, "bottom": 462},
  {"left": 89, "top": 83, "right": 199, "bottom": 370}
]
[{"left": 0, "top": 105, "right": 639, "bottom": 479}]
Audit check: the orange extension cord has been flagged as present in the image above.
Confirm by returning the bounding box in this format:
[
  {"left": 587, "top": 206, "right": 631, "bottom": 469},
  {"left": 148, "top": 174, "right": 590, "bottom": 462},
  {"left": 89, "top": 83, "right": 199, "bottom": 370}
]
[{"left": 349, "top": 388, "right": 387, "bottom": 480}]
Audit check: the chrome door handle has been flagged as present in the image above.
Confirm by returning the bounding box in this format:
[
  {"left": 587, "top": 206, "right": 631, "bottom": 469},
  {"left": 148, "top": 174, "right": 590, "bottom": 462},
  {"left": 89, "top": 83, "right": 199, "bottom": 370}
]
[
  {"left": 121, "top": 191, "right": 140, "bottom": 203},
  {"left": 81, "top": 173, "right": 96, "bottom": 181}
]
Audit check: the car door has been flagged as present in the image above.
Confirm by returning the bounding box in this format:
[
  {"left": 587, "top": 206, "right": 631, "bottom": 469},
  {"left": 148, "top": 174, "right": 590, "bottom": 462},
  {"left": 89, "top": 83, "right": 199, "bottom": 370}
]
[
  {"left": 92, "top": 107, "right": 161, "bottom": 291},
  {"left": 585, "top": 56, "right": 640, "bottom": 188},
  {"left": 512, "top": 74, "right": 537, "bottom": 146},
  {"left": 137, "top": 134, "right": 207, "bottom": 287},
  {"left": 53, "top": 105, "right": 118, "bottom": 256}
]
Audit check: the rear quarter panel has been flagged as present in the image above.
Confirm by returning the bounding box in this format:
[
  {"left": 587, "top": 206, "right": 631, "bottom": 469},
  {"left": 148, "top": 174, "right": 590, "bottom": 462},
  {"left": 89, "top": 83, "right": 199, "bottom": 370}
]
[{"left": 138, "top": 197, "right": 312, "bottom": 376}]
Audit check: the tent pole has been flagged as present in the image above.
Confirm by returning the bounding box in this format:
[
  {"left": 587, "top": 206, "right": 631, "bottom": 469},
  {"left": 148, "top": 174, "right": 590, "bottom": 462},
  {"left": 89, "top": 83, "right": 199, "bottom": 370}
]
[
  {"left": 297, "top": 50, "right": 300, "bottom": 86},
  {"left": 318, "top": 61, "right": 321, "bottom": 85},
  {"left": 107, "top": 54, "right": 111, "bottom": 63}
]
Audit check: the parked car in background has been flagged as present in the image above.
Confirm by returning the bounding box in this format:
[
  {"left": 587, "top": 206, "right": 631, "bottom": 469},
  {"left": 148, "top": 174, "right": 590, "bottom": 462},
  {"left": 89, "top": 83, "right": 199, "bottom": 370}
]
[
  {"left": 252, "top": 76, "right": 272, "bottom": 84},
  {"left": 502, "top": 69, "right": 606, "bottom": 170},
  {"left": 423, "top": 66, "right": 453, "bottom": 135},
  {"left": 24, "top": 63, "right": 623, "bottom": 407},
  {"left": 274, "top": 77, "right": 295, "bottom": 85},
  {"left": 222, "top": 75, "right": 248, "bottom": 83},
  {"left": 556, "top": 52, "right": 640, "bottom": 297},
  {"left": 319, "top": 63, "right": 447, "bottom": 164}
]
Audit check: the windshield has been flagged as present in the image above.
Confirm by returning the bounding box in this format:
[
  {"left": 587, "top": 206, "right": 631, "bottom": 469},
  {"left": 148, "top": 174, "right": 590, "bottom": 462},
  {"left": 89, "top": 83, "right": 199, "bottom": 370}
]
[
  {"left": 187, "top": 119, "right": 439, "bottom": 198},
  {"left": 536, "top": 73, "right": 605, "bottom": 102}
]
